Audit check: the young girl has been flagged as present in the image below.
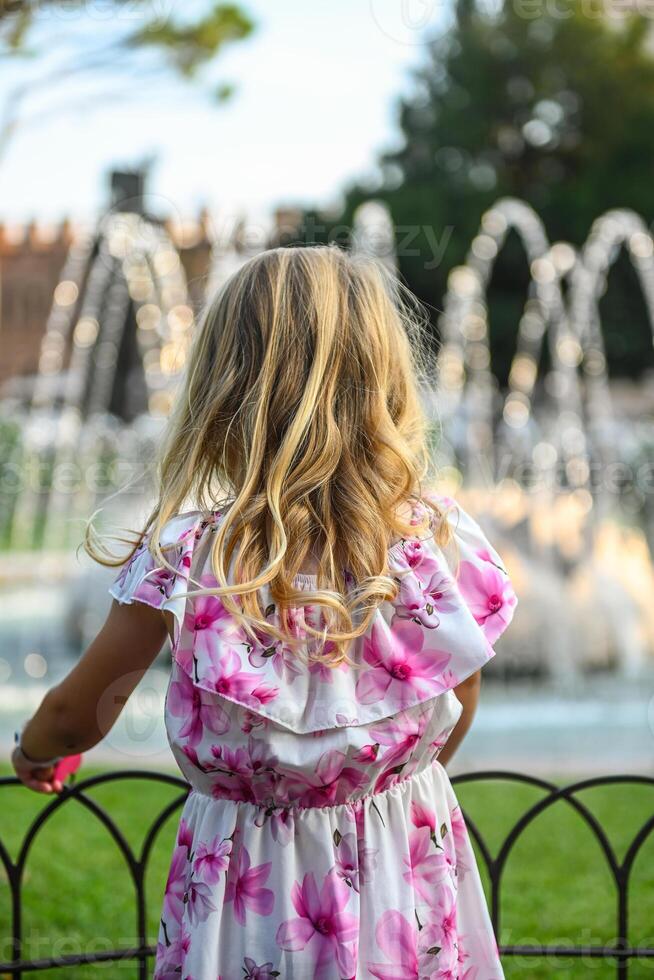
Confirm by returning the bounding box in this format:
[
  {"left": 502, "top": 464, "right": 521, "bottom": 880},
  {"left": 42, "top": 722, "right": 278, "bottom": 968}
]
[{"left": 13, "top": 246, "right": 516, "bottom": 979}]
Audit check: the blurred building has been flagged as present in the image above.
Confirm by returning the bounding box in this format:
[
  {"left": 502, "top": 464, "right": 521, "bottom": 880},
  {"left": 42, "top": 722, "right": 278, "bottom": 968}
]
[
  {"left": 0, "top": 205, "right": 304, "bottom": 398},
  {"left": 0, "top": 214, "right": 213, "bottom": 391},
  {"left": 0, "top": 221, "right": 73, "bottom": 384}
]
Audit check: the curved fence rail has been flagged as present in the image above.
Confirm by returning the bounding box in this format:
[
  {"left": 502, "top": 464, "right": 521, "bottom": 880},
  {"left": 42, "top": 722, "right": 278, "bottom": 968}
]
[{"left": 0, "top": 770, "right": 653, "bottom": 978}]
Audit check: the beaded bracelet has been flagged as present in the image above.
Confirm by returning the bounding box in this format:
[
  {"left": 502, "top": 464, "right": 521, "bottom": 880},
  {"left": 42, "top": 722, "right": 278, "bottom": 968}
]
[{"left": 13, "top": 730, "right": 62, "bottom": 769}]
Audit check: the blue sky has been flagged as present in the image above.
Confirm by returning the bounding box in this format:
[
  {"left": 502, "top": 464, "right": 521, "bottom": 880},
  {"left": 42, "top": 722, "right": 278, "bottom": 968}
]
[{"left": 1, "top": 1, "right": 451, "bottom": 224}]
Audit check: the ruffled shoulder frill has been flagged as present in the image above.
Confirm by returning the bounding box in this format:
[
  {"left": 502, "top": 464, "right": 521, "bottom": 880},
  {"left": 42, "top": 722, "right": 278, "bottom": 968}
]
[
  {"left": 108, "top": 511, "right": 212, "bottom": 642},
  {"left": 418, "top": 491, "right": 517, "bottom": 647},
  {"left": 109, "top": 497, "right": 517, "bottom": 734}
]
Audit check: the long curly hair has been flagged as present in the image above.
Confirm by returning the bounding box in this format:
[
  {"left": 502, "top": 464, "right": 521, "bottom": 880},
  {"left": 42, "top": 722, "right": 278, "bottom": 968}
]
[{"left": 87, "top": 245, "right": 450, "bottom": 663}]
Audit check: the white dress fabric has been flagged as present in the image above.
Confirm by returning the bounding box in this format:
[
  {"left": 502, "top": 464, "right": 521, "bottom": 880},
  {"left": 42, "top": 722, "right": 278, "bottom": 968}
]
[{"left": 110, "top": 496, "right": 517, "bottom": 979}]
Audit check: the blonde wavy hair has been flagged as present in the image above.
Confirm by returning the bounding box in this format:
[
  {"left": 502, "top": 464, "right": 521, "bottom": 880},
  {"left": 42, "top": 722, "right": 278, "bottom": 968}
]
[{"left": 88, "top": 245, "right": 450, "bottom": 663}]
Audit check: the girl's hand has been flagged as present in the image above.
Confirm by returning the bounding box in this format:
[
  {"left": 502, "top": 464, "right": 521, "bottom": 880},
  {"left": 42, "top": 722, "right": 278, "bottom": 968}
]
[
  {"left": 11, "top": 746, "right": 64, "bottom": 794},
  {"left": 11, "top": 599, "right": 167, "bottom": 794}
]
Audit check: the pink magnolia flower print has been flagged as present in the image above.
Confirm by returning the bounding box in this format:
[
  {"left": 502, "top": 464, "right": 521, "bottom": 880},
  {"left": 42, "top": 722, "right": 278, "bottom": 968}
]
[
  {"left": 180, "top": 744, "right": 203, "bottom": 773},
  {"left": 163, "top": 845, "right": 188, "bottom": 925},
  {"left": 392, "top": 538, "right": 441, "bottom": 579},
  {"left": 225, "top": 845, "right": 274, "bottom": 926},
  {"left": 414, "top": 879, "right": 460, "bottom": 977},
  {"left": 423, "top": 569, "right": 460, "bottom": 615},
  {"left": 112, "top": 501, "right": 512, "bottom": 980},
  {"left": 418, "top": 915, "right": 459, "bottom": 979},
  {"left": 122, "top": 529, "right": 192, "bottom": 610},
  {"left": 435, "top": 666, "right": 462, "bottom": 696},
  {"left": 455, "top": 930, "right": 484, "bottom": 979},
  {"left": 444, "top": 804, "right": 471, "bottom": 880},
  {"left": 450, "top": 803, "right": 469, "bottom": 850},
  {"left": 185, "top": 879, "right": 217, "bottom": 926},
  {"left": 248, "top": 605, "right": 304, "bottom": 683},
  {"left": 210, "top": 769, "right": 256, "bottom": 805},
  {"left": 359, "top": 841, "right": 379, "bottom": 886},
  {"left": 368, "top": 909, "right": 419, "bottom": 980},
  {"left": 193, "top": 835, "right": 232, "bottom": 884},
  {"left": 403, "top": 826, "right": 450, "bottom": 903},
  {"left": 333, "top": 832, "right": 359, "bottom": 891},
  {"left": 334, "top": 831, "right": 378, "bottom": 893},
  {"left": 375, "top": 757, "right": 421, "bottom": 796},
  {"left": 177, "top": 818, "right": 193, "bottom": 852},
  {"left": 343, "top": 801, "right": 365, "bottom": 843},
  {"left": 254, "top": 804, "right": 295, "bottom": 847},
  {"left": 206, "top": 736, "right": 280, "bottom": 804},
  {"left": 242, "top": 957, "right": 280, "bottom": 980},
  {"left": 210, "top": 736, "right": 278, "bottom": 780},
  {"left": 395, "top": 567, "right": 461, "bottom": 629},
  {"left": 248, "top": 637, "right": 303, "bottom": 683},
  {"left": 247, "top": 735, "right": 279, "bottom": 775},
  {"left": 370, "top": 709, "right": 428, "bottom": 772},
  {"left": 276, "top": 871, "right": 358, "bottom": 978},
  {"left": 353, "top": 742, "right": 379, "bottom": 764},
  {"left": 183, "top": 574, "right": 246, "bottom": 663},
  {"left": 269, "top": 807, "right": 295, "bottom": 846},
  {"left": 136, "top": 565, "right": 178, "bottom": 604},
  {"left": 356, "top": 620, "right": 452, "bottom": 707},
  {"left": 241, "top": 709, "right": 268, "bottom": 734},
  {"left": 200, "top": 649, "right": 280, "bottom": 709},
  {"left": 395, "top": 575, "right": 441, "bottom": 628},
  {"left": 167, "top": 667, "right": 230, "bottom": 747},
  {"left": 458, "top": 556, "right": 517, "bottom": 644},
  {"left": 430, "top": 878, "right": 459, "bottom": 962},
  {"left": 410, "top": 800, "right": 437, "bottom": 836},
  {"left": 154, "top": 923, "right": 191, "bottom": 980},
  {"left": 286, "top": 749, "right": 367, "bottom": 808}
]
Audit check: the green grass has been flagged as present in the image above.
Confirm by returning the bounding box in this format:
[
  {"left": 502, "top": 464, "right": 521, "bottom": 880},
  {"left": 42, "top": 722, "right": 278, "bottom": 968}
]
[
  {"left": 0, "top": 769, "right": 184, "bottom": 978},
  {"left": 455, "top": 776, "right": 654, "bottom": 979},
  {"left": 0, "top": 769, "right": 653, "bottom": 979}
]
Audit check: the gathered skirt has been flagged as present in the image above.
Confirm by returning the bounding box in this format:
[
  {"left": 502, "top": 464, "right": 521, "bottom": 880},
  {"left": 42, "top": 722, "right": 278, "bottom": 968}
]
[{"left": 153, "top": 760, "right": 504, "bottom": 980}]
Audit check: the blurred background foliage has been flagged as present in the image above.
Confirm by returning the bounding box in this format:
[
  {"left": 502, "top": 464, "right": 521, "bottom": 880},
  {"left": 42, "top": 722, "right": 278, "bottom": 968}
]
[
  {"left": 0, "top": 2, "right": 254, "bottom": 162},
  {"left": 298, "top": 0, "right": 654, "bottom": 384}
]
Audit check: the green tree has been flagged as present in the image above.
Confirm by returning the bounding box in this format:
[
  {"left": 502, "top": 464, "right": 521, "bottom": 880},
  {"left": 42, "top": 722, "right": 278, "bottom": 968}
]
[
  {"left": 305, "top": 1, "right": 654, "bottom": 382},
  {"left": 0, "top": 3, "right": 254, "bottom": 162}
]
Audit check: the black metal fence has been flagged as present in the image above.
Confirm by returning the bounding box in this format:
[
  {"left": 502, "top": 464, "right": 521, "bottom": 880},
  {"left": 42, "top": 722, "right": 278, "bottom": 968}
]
[
  {"left": 456, "top": 772, "right": 654, "bottom": 979},
  {"left": 0, "top": 770, "right": 653, "bottom": 978}
]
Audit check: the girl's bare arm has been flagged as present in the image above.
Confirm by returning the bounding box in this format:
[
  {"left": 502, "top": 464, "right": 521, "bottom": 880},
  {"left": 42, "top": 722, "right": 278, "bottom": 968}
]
[
  {"left": 13, "top": 600, "right": 168, "bottom": 791},
  {"left": 438, "top": 669, "right": 481, "bottom": 767}
]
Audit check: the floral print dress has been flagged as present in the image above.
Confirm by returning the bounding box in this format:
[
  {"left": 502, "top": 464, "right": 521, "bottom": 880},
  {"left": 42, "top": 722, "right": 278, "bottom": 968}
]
[{"left": 110, "top": 496, "right": 517, "bottom": 979}]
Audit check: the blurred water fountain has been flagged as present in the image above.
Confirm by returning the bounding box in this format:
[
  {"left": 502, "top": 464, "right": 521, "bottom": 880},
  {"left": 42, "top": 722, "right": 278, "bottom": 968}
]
[
  {"left": 7, "top": 211, "right": 194, "bottom": 552},
  {"left": 351, "top": 200, "right": 397, "bottom": 270},
  {"left": 2, "top": 196, "right": 654, "bottom": 708},
  {"left": 569, "top": 209, "right": 654, "bottom": 521},
  {"left": 0, "top": 205, "right": 201, "bottom": 720},
  {"left": 437, "top": 198, "right": 588, "bottom": 502},
  {"left": 436, "top": 198, "right": 654, "bottom": 678}
]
